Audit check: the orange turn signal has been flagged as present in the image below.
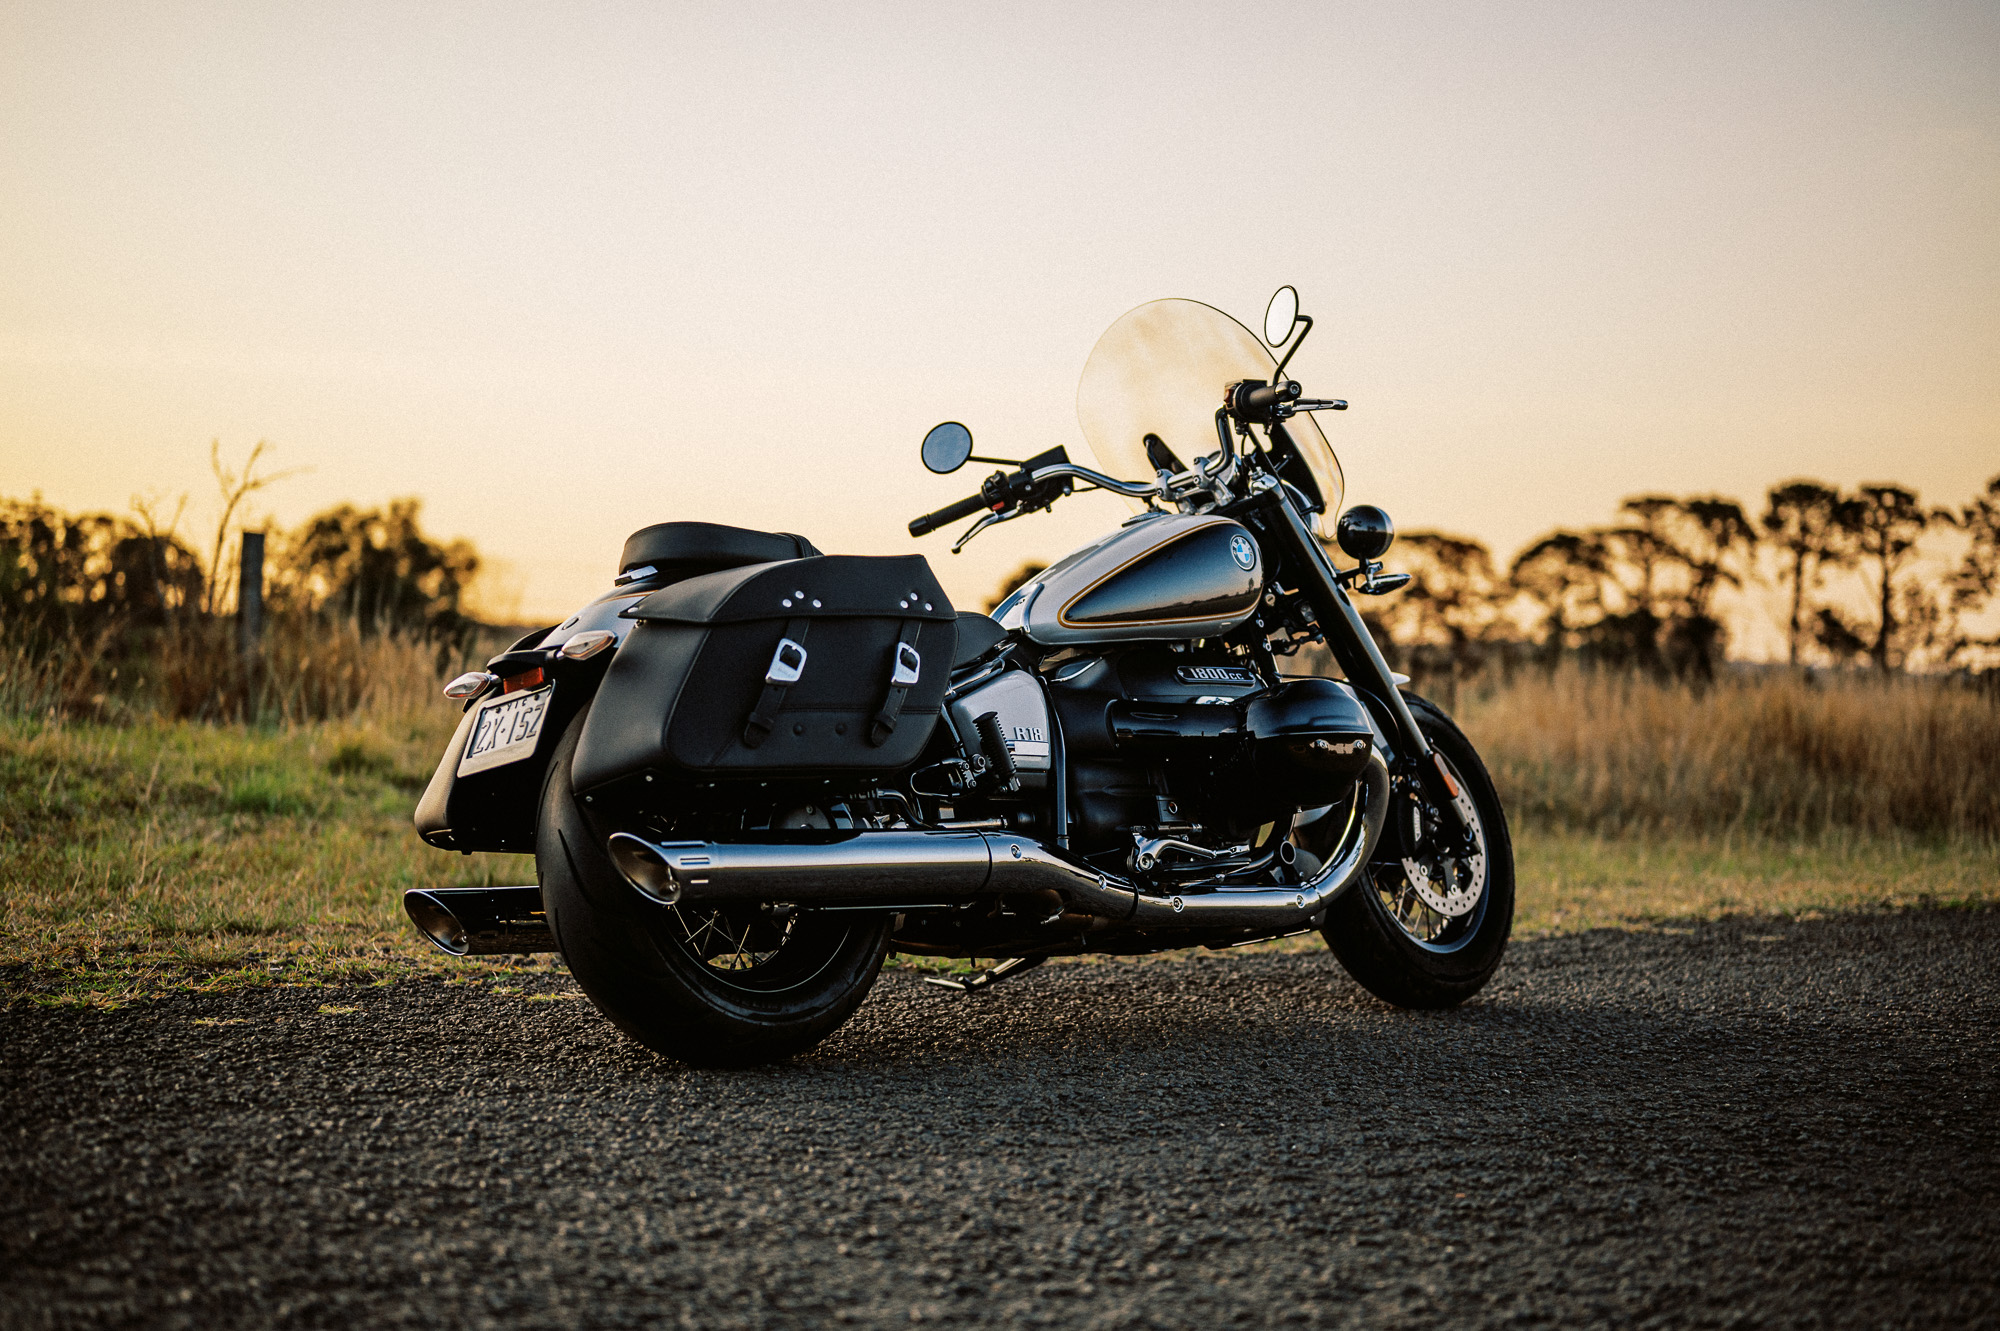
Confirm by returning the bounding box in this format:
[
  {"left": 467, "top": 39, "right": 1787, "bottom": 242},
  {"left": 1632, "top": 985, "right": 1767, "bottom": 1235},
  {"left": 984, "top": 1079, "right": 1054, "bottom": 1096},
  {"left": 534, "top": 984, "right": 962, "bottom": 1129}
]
[{"left": 502, "top": 667, "right": 546, "bottom": 694}]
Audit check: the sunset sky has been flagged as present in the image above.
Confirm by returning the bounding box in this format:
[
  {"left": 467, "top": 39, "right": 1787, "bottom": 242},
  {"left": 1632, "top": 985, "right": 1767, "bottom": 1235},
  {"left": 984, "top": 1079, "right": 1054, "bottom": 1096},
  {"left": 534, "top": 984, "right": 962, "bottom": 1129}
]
[{"left": 2, "top": 2, "right": 1994, "bottom": 642}]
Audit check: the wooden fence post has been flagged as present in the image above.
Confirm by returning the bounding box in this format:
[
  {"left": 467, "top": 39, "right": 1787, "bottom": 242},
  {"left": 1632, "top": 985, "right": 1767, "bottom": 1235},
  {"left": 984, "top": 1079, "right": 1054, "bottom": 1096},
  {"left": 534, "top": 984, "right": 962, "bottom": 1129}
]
[{"left": 238, "top": 532, "right": 265, "bottom": 660}]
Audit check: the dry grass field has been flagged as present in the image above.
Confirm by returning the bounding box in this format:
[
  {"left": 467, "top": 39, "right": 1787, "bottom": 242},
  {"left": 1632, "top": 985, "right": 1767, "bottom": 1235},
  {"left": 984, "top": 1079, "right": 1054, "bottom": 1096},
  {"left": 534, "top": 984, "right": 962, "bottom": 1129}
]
[
  {"left": 1456, "top": 666, "right": 2000, "bottom": 840},
  {"left": 1, "top": 662, "right": 1993, "bottom": 1006}
]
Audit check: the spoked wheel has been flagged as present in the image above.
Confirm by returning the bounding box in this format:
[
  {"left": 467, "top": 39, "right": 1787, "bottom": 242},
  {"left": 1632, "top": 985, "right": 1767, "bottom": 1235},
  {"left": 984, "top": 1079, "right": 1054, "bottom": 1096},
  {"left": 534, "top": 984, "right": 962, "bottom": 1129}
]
[
  {"left": 1321, "top": 692, "right": 1514, "bottom": 1008},
  {"left": 535, "top": 714, "right": 890, "bottom": 1067},
  {"left": 669, "top": 905, "right": 793, "bottom": 974}
]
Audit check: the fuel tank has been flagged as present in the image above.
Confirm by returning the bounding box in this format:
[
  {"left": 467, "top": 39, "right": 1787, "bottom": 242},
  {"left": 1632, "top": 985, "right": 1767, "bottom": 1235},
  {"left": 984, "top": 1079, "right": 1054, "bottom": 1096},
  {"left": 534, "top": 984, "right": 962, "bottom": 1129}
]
[{"left": 993, "top": 512, "right": 1263, "bottom": 647}]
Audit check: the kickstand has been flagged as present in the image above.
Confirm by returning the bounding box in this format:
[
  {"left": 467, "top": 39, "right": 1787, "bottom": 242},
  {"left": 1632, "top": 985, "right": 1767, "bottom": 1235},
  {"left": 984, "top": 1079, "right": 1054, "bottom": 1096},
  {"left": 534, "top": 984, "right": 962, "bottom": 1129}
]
[{"left": 922, "top": 955, "right": 1047, "bottom": 993}]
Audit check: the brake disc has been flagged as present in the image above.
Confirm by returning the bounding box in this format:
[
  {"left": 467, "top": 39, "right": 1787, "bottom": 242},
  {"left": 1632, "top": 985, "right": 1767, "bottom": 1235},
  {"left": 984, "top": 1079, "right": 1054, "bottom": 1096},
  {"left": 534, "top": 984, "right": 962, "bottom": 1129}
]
[{"left": 1400, "top": 772, "right": 1486, "bottom": 918}]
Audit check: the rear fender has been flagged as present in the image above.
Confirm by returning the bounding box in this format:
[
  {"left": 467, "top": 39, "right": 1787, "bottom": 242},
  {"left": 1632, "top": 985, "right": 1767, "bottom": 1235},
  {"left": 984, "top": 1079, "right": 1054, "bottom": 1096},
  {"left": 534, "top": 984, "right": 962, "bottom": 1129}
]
[{"left": 413, "top": 587, "right": 646, "bottom": 854}]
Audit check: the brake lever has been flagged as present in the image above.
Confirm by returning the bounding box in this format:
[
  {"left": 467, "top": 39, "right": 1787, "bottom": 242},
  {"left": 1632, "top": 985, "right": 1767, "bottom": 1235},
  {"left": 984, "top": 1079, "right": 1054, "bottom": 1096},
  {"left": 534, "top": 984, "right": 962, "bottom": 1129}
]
[{"left": 950, "top": 509, "right": 1010, "bottom": 554}]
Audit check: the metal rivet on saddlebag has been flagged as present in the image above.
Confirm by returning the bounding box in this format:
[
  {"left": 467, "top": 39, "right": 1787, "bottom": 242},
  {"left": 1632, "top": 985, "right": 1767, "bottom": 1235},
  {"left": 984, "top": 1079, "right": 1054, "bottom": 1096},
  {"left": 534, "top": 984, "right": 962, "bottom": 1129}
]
[
  {"left": 793, "top": 723, "right": 805, "bottom": 735},
  {"left": 812, "top": 599, "right": 822, "bottom": 608},
  {"left": 782, "top": 599, "right": 792, "bottom": 607}
]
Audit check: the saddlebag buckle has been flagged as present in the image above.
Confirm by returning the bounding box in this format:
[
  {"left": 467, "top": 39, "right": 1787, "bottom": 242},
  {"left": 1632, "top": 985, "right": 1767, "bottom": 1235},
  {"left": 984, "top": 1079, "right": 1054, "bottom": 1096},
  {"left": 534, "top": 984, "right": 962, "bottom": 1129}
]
[{"left": 765, "top": 638, "right": 808, "bottom": 685}]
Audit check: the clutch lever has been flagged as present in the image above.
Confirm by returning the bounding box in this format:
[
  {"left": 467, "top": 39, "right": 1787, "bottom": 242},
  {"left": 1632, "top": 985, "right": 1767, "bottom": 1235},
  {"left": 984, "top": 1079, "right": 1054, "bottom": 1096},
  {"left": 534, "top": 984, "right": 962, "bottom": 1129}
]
[{"left": 950, "top": 508, "right": 1011, "bottom": 554}]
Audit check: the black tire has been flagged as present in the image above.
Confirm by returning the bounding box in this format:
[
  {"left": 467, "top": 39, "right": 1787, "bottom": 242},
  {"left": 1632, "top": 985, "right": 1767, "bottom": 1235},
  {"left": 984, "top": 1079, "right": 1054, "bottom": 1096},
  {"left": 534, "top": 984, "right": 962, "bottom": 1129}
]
[
  {"left": 1321, "top": 692, "right": 1514, "bottom": 1008},
  {"left": 536, "top": 713, "right": 890, "bottom": 1067}
]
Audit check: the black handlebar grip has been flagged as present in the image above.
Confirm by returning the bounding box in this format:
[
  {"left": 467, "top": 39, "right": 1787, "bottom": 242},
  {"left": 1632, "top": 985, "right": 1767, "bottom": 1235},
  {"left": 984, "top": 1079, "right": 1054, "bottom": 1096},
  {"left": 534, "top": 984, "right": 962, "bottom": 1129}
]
[
  {"left": 1231, "top": 380, "right": 1303, "bottom": 421},
  {"left": 909, "top": 491, "right": 991, "bottom": 537}
]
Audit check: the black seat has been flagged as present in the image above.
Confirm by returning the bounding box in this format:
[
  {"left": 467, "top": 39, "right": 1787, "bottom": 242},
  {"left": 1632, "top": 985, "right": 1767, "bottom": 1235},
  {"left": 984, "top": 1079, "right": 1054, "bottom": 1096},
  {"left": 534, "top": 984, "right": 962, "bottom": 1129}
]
[
  {"left": 618, "top": 522, "right": 821, "bottom": 583},
  {"left": 953, "top": 611, "right": 1008, "bottom": 667}
]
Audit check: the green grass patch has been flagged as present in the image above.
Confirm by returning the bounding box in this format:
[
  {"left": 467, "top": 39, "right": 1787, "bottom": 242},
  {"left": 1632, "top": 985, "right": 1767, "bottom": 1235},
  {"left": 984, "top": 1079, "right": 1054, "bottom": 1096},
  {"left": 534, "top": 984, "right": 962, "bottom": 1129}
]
[
  {"left": 2, "top": 713, "right": 1994, "bottom": 1006},
  {"left": 1513, "top": 825, "right": 1997, "bottom": 934},
  {"left": 0, "top": 712, "right": 552, "bottom": 1007}
]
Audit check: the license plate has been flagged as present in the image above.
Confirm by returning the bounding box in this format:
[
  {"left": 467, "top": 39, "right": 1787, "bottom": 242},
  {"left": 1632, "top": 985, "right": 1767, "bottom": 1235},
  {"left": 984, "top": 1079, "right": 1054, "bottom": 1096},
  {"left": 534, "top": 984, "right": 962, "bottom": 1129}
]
[{"left": 457, "top": 685, "right": 554, "bottom": 777}]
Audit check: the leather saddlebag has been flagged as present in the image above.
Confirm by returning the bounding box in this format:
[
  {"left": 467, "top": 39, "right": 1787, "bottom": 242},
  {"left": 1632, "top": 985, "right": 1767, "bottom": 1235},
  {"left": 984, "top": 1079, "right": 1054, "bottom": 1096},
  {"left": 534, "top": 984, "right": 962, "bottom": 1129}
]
[{"left": 571, "top": 554, "right": 956, "bottom": 789}]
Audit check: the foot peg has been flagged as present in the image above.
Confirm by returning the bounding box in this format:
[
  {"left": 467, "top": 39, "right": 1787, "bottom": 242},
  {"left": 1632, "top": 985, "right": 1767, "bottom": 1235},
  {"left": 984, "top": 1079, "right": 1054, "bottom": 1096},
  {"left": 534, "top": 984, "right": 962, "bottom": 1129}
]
[{"left": 921, "top": 954, "right": 1046, "bottom": 993}]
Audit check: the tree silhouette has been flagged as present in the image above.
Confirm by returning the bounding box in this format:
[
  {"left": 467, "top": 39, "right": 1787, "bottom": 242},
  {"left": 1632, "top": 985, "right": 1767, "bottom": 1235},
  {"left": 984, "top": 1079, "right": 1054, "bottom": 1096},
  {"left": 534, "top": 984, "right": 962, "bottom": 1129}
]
[
  {"left": 1948, "top": 474, "right": 2000, "bottom": 664},
  {"left": 1614, "top": 496, "right": 1679, "bottom": 620},
  {"left": 1668, "top": 499, "right": 1756, "bottom": 618},
  {"left": 1387, "top": 532, "right": 1500, "bottom": 655},
  {"left": 1510, "top": 531, "right": 1611, "bottom": 659},
  {"left": 1659, "top": 497, "right": 1757, "bottom": 677},
  {"left": 0, "top": 499, "right": 204, "bottom": 648},
  {"left": 274, "top": 499, "right": 479, "bottom": 638},
  {"left": 1762, "top": 481, "right": 1846, "bottom": 665},
  {"left": 986, "top": 562, "right": 1048, "bottom": 614},
  {"left": 1833, "top": 484, "right": 1940, "bottom": 672}
]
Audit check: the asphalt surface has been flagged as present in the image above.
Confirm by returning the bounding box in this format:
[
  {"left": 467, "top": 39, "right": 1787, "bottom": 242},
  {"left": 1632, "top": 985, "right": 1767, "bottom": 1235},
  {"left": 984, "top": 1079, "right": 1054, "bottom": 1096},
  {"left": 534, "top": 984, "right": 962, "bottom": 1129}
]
[{"left": 3, "top": 910, "right": 1996, "bottom": 1330}]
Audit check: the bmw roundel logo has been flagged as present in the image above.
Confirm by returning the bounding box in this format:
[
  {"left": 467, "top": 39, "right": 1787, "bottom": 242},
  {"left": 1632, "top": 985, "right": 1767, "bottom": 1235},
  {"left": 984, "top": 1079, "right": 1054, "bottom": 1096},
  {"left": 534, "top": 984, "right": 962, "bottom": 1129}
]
[{"left": 1228, "top": 532, "right": 1257, "bottom": 571}]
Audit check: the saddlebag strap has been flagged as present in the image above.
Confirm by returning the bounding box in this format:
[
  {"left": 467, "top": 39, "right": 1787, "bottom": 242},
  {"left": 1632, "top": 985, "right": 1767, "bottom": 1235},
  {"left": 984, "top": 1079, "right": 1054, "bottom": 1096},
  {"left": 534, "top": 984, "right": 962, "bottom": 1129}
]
[
  {"left": 867, "top": 620, "right": 925, "bottom": 747},
  {"left": 742, "top": 617, "right": 813, "bottom": 749}
]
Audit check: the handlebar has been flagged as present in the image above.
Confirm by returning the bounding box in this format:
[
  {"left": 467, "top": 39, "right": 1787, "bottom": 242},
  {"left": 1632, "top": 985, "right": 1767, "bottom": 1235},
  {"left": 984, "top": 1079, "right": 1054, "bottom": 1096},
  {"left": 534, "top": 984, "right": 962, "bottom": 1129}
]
[
  {"left": 909, "top": 453, "right": 1175, "bottom": 539},
  {"left": 909, "top": 491, "right": 993, "bottom": 538},
  {"left": 908, "top": 376, "right": 1350, "bottom": 543},
  {"left": 1023, "top": 461, "right": 1161, "bottom": 498}
]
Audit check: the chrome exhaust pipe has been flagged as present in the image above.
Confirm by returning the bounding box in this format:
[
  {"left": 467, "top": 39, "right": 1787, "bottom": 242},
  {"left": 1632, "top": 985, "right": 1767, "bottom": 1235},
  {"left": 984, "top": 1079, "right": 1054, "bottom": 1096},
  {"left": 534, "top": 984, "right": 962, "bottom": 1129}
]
[
  {"left": 1046, "top": 749, "right": 1388, "bottom": 928},
  {"left": 607, "top": 830, "right": 996, "bottom": 906},
  {"left": 607, "top": 750, "right": 1389, "bottom": 933},
  {"left": 402, "top": 886, "right": 557, "bottom": 956}
]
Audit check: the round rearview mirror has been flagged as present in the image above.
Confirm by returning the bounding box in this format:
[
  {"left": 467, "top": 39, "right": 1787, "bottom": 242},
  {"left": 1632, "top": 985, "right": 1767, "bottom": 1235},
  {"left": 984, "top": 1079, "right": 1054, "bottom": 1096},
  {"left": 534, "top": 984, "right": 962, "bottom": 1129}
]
[
  {"left": 1336, "top": 504, "right": 1396, "bottom": 561},
  {"left": 1263, "top": 285, "right": 1300, "bottom": 347},
  {"left": 921, "top": 421, "right": 974, "bottom": 475}
]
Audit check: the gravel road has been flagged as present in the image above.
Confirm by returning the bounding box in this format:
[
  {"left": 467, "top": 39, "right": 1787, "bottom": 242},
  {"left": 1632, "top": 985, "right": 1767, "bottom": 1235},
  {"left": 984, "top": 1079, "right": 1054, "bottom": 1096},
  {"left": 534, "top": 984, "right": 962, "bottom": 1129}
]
[{"left": 4, "top": 909, "right": 1996, "bottom": 1330}]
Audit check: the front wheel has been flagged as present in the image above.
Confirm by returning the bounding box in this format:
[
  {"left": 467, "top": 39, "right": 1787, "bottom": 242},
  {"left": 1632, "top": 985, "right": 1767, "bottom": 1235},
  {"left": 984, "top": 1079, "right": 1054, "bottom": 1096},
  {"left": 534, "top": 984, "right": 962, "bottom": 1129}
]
[
  {"left": 536, "top": 714, "right": 891, "bottom": 1067},
  {"left": 1320, "top": 692, "right": 1514, "bottom": 1008}
]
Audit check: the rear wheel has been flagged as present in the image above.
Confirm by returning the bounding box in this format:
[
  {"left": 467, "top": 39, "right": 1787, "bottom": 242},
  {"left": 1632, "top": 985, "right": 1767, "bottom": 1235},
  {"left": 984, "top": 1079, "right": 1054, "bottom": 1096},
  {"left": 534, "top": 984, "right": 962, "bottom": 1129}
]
[
  {"left": 1321, "top": 692, "right": 1514, "bottom": 1008},
  {"left": 536, "top": 714, "right": 890, "bottom": 1067}
]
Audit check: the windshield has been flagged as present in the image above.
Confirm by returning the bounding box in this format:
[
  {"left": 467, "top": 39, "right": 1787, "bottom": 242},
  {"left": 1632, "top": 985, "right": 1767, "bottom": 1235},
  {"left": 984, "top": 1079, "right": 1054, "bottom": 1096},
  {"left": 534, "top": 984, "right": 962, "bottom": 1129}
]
[{"left": 1075, "top": 298, "right": 1344, "bottom": 535}]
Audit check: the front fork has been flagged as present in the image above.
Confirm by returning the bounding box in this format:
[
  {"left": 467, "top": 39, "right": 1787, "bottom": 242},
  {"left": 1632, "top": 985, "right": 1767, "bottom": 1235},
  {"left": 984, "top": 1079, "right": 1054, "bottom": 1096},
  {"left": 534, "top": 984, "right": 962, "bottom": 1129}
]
[{"left": 1255, "top": 492, "right": 1479, "bottom": 850}]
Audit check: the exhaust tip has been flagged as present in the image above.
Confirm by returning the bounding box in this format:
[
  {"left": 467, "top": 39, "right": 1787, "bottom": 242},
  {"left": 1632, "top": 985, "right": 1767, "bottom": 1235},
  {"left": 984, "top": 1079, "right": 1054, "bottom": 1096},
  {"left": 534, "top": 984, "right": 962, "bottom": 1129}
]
[
  {"left": 403, "top": 889, "right": 472, "bottom": 956},
  {"left": 608, "top": 833, "right": 682, "bottom": 904},
  {"left": 402, "top": 886, "right": 555, "bottom": 955}
]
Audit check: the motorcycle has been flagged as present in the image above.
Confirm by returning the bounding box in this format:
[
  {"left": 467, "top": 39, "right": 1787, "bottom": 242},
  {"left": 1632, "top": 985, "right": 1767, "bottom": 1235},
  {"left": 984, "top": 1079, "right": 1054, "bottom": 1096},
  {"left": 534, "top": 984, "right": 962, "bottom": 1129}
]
[{"left": 405, "top": 288, "right": 1514, "bottom": 1066}]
